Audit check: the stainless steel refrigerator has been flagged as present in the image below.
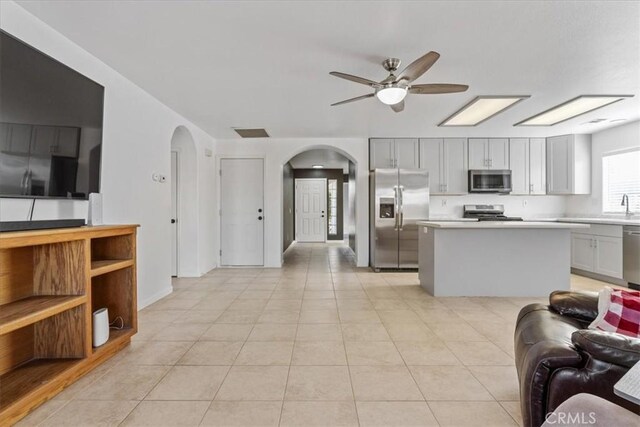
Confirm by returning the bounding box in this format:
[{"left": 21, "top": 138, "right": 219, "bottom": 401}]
[{"left": 370, "top": 169, "right": 429, "bottom": 270}]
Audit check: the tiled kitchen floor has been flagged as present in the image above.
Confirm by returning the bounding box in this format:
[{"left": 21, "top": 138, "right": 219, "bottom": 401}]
[{"left": 18, "top": 242, "right": 612, "bottom": 427}]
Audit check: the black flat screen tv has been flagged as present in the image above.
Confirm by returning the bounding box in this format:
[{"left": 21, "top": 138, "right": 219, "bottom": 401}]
[{"left": 0, "top": 30, "right": 104, "bottom": 200}]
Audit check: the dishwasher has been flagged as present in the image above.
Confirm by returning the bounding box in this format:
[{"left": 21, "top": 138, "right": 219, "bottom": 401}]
[{"left": 623, "top": 225, "right": 640, "bottom": 289}]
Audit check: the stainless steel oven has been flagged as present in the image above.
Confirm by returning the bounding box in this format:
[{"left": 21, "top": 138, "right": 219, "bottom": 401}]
[{"left": 468, "top": 170, "right": 512, "bottom": 193}]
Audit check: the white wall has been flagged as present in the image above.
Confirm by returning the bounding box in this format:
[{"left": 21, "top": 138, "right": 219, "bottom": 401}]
[
  {"left": 215, "top": 138, "right": 369, "bottom": 267},
  {"left": 566, "top": 120, "right": 640, "bottom": 216},
  {"left": 0, "top": 1, "right": 217, "bottom": 308}
]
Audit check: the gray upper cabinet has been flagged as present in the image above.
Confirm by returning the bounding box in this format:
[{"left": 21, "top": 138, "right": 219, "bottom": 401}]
[
  {"left": 0, "top": 123, "right": 32, "bottom": 154},
  {"left": 546, "top": 134, "right": 591, "bottom": 194},
  {"left": 468, "top": 138, "right": 509, "bottom": 170},
  {"left": 30, "top": 125, "right": 79, "bottom": 158},
  {"left": 419, "top": 138, "right": 467, "bottom": 194},
  {"left": 529, "top": 138, "right": 546, "bottom": 195},
  {"left": 369, "top": 138, "right": 419, "bottom": 169},
  {"left": 508, "top": 137, "right": 546, "bottom": 195}
]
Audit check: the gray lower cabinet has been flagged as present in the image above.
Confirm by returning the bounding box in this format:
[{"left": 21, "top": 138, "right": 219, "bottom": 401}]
[{"left": 571, "top": 224, "right": 623, "bottom": 279}]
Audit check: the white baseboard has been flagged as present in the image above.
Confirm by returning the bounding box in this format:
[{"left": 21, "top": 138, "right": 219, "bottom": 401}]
[{"left": 138, "top": 286, "right": 173, "bottom": 310}]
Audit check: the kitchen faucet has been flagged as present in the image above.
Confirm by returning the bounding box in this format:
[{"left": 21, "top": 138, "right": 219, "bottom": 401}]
[{"left": 621, "top": 194, "right": 632, "bottom": 216}]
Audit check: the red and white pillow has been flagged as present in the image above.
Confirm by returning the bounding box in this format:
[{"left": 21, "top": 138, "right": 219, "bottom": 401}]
[{"left": 589, "top": 287, "right": 640, "bottom": 338}]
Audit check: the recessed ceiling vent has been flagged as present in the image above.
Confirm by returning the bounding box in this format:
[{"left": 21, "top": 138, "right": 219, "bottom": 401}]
[
  {"left": 233, "top": 128, "right": 270, "bottom": 138},
  {"left": 582, "top": 118, "right": 607, "bottom": 124}
]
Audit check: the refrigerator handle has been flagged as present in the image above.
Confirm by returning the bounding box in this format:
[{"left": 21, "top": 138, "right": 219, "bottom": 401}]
[
  {"left": 398, "top": 185, "right": 404, "bottom": 231},
  {"left": 393, "top": 186, "right": 399, "bottom": 230}
]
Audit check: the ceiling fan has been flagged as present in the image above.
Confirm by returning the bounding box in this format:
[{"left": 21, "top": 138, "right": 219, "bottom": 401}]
[{"left": 330, "top": 51, "right": 468, "bottom": 113}]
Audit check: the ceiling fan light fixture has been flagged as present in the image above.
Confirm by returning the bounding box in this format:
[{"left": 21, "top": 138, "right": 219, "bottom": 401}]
[
  {"left": 376, "top": 87, "right": 407, "bottom": 105},
  {"left": 439, "top": 96, "right": 530, "bottom": 126}
]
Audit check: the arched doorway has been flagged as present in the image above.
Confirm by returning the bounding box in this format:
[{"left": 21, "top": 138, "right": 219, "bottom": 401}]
[
  {"left": 282, "top": 146, "right": 358, "bottom": 261},
  {"left": 170, "top": 126, "right": 198, "bottom": 277}
]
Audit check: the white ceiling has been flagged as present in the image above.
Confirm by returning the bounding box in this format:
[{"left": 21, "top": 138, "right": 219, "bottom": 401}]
[
  {"left": 16, "top": 1, "right": 640, "bottom": 139},
  {"left": 289, "top": 149, "right": 350, "bottom": 173}
]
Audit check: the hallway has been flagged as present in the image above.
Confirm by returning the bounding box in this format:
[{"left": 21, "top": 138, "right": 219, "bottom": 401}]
[{"left": 20, "top": 242, "right": 609, "bottom": 426}]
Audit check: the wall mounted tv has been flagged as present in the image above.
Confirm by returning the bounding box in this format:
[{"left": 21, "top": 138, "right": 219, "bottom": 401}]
[{"left": 0, "top": 30, "right": 104, "bottom": 200}]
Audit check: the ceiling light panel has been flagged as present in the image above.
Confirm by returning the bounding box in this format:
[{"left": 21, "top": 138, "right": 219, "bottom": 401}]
[
  {"left": 515, "top": 95, "right": 634, "bottom": 126},
  {"left": 439, "top": 96, "right": 530, "bottom": 127}
]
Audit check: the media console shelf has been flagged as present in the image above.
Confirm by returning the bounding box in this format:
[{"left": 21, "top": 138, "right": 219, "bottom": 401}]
[{"left": 0, "top": 225, "right": 138, "bottom": 425}]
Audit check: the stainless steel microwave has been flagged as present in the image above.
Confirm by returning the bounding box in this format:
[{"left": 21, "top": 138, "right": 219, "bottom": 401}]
[{"left": 468, "top": 170, "right": 512, "bottom": 193}]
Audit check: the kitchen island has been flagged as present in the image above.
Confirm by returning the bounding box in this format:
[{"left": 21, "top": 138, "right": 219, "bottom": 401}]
[{"left": 417, "top": 221, "right": 590, "bottom": 297}]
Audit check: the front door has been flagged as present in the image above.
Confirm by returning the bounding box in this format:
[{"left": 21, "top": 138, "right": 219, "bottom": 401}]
[
  {"left": 295, "top": 178, "right": 327, "bottom": 242},
  {"left": 220, "top": 158, "right": 264, "bottom": 266}
]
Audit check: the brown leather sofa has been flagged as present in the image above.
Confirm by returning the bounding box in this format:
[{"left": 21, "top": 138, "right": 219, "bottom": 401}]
[{"left": 514, "top": 290, "right": 640, "bottom": 427}]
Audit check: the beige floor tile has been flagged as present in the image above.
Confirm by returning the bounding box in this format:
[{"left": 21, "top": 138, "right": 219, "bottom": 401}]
[
  {"left": 428, "top": 322, "right": 487, "bottom": 342},
  {"left": 395, "top": 341, "right": 460, "bottom": 365},
  {"left": 429, "top": 401, "right": 518, "bottom": 426},
  {"left": 146, "top": 365, "right": 228, "bottom": 400},
  {"left": 200, "top": 324, "right": 253, "bottom": 341},
  {"left": 336, "top": 298, "right": 374, "bottom": 310},
  {"left": 39, "top": 400, "right": 137, "bottom": 426},
  {"left": 215, "top": 310, "right": 262, "bottom": 324},
  {"left": 264, "top": 298, "right": 302, "bottom": 310},
  {"left": 339, "top": 309, "right": 381, "bottom": 324},
  {"left": 238, "top": 290, "right": 272, "bottom": 299},
  {"left": 291, "top": 341, "right": 347, "bottom": 365},
  {"left": 349, "top": 365, "right": 423, "bottom": 401},
  {"left": 335, "top": 290, "right": 368, "bottom": 299},
  {"left": 119, "top": 341, "right": 193, "bottom": 366},
  {"left": 174, "top": 310, "right": 223, "bottom": 324},
  {"left": 301, "top": 298, "right": 337, "bottom": 310},
  {"left": 377, "top": 310, "right": 422, "bottom": 324},
  {"left": 177, "top": 341, "right": 243, "bottom": 365},
  {"left": 226, "top": 298, "right": 269, "bottom": 311},
  {"left": 280, "top": 401, "right": 358, "bottom": 427},
  {"left": 384, "top": 322, "right": 437, "bottom": 342},
  {"left": 446, "top": 341, "right": 514, "bottom": 366},
  {"left": 248, "top": 323, "right": 297, "bottom": 341},
  {"left": 296, "top": 323, "right": 343, "bottom": 341},
  {"left": 200, "top": 401, "right": 282, "bottom": 426},
  {"left": 299, "top": 309, "right": 340, "bottom": 323},
  {"left": 120, "top": 401, "right": 209, "bottom": 426},
  {"left": 80, "top": 365, "right": 169, "bottom": 401},
  {"left": 469, "top": 366, "right": 520, "bottom": 400},
  {"left": 303, "top": 290, "right": 335, "bottom": 298},
  {"left": 150, "top": 323, "right": 210, "bottom": 341},
  {"left": 371, "top": 299, "right": 411, "bottom": 310},
  {"left": 285, "top": 366, "right": 353, "bottom": 400},
  {"left": 215, "top": 366, "right": 289, "bottom": 400},
  {"left": 345, "top": 341, "right": 404, "bottom": 365},
  {"left": 257, "top": 310, "right": 300, "bottom": 324},
  {"left": 14, "top": 399, "right": 67, "bottom": 426},
  {"left": 500, "top": 401, "right": 524, "bottom": 426},
  {"left": 356, "top": 401, "right": 438, "bottom": 426},
  {"left": 234, "top": 341, "right": 294, "bottom": 365},
  {"left": 341, "top": 323, "right": 391, "bottom": 341},
  {"left": 409, "top": 366, "right": 493, "bottom": 401}
]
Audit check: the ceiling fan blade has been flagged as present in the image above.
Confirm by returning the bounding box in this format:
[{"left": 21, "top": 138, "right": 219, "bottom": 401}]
[
  {"left": 409, "top": 84, "right": 469, "bottom": 94},
  {"left": 329, "top": 71, "right": 379, "bottom": 87},
  {"left": 396, "top": 51, "right": 440, "bottom": 83},
  {"left": 390, "top": 100, "right": 405, "bottom": 113},
  {"left": 331, "top": 93, "right": 375, "bottom": 106}
]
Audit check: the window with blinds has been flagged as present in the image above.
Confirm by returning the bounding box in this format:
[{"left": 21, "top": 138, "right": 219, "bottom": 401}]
[{"left": 602, "top": 148, "right": 640, "bottom": 213}]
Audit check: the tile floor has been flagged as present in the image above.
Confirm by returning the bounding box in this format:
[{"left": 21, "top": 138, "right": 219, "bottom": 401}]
[{"left": 18, "top": 242, "right": 612, "bottom": 427}]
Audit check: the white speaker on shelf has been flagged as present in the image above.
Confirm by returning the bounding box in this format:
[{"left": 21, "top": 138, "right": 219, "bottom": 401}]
[
  {"left": 92, "top": 307, "right": 109, "bottom": 347},
  {"left": 88, "top": 192, "right": 103, "bottom": 226}
]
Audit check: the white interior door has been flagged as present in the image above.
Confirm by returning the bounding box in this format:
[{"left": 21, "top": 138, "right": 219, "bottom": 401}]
[
  {"left": 220, "top": 158, "right": 264, "bottom": 266},
  {"left": 296, "top": 178, "right": 327, "bottom": 242},
  {"left": 170, "top": 151, "right": 178, "bottom": 277}
]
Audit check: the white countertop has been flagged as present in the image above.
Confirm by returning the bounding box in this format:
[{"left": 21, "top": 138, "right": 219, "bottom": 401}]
[
  {"left": 417, "top": 221, "right": 591, "bottom": 229},
  {"left": 558, "top": 217, "right": 640, "bottom": 227}
]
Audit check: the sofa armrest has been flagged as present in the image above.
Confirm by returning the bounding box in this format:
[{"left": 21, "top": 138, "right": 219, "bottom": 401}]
[
  {"left": 549, "top": 290, "right": 599, "bottom": 322},
  {"left": 572, "top": 330, "right": 640, "bottom": 368}
]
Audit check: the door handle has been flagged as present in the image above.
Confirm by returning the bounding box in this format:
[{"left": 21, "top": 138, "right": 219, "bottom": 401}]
[
  {"left": 258, "top": 216, "right": 263, "bottom": 220},
  {"left": 171, "top": 219, "right": 176, "bottom": 224},
  {"left": 258, "top": 208, "right": 262, "bottom": 213}
]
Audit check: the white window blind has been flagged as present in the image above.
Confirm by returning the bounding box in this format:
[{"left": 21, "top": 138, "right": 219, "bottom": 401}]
[{"left": 602, "top": 148, "right": 640, "bottom": 213}]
